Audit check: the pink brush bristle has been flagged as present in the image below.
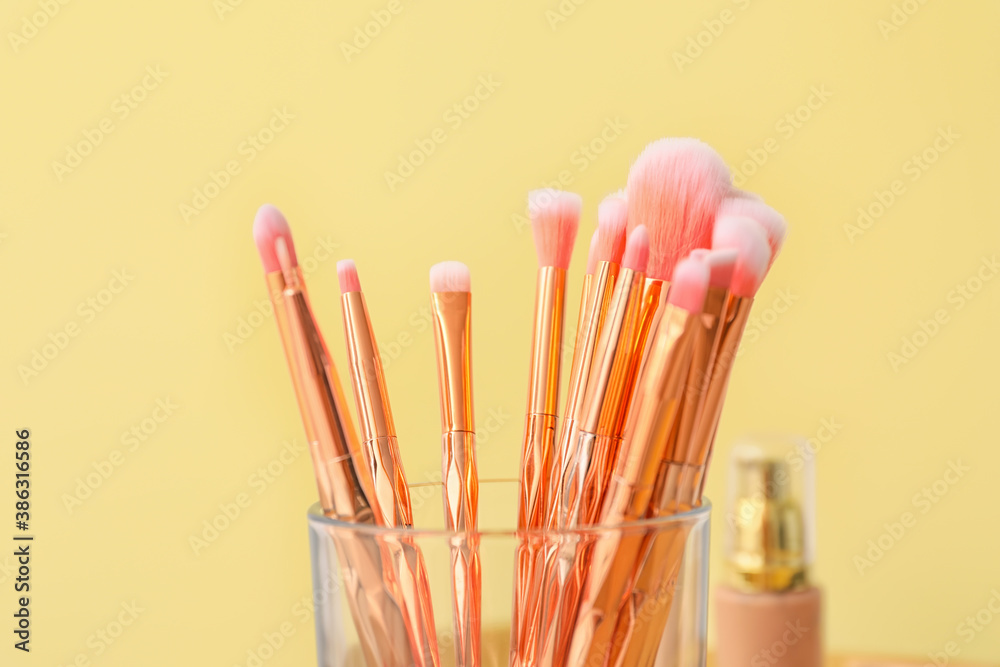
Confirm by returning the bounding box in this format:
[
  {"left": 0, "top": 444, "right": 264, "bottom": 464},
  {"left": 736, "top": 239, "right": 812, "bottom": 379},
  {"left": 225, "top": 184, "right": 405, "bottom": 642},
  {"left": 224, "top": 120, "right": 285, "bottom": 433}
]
[
  {"left": 621, "top": 226, "right": 650, "bottom": 274},
  {"left": 253, "top": 204, "right": 299, "bottom": 272},
  {"left": 585, "top": 231, "right": 600, "bottom": 275},
  {"left": 703, "top": 248, "right": 738, "bottom": 290},
  {"left": 626, "top": 138, "right": 732, "bottom": 281},
  {"left": 667, "top": 257, "right": 710, "bottom": 313},
  {"left": 718, "top": 194, "right": 787, "bottom": 267},
  {"left": 429, "top": 261, "right": 471, "bottom": 293},
  {"left": 528, "top": 189, "right": 582, "bottom": 270},
  {"left": 596, "top": 192, "right": 628, "bottom": 264},
  {"left": 712, "top": 215, "right": 771, "bottom": 299},
  {"left": 336, "top": 259, "right": 362, "bottom": 294}
]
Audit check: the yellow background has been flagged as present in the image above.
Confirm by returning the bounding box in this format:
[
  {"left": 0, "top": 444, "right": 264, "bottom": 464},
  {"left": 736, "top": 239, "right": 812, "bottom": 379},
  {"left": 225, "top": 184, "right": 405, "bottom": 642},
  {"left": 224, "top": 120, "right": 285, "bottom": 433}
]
[{"left": 3, "top": 0, "right": 999, "bottom": 664}]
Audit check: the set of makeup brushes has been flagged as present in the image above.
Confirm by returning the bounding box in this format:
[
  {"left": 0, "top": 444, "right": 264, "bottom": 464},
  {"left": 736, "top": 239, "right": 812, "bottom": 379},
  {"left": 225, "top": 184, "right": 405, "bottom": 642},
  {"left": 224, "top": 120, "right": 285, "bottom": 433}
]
[{"left": 252, "top": 137, "right": 786, "bottom": 667}]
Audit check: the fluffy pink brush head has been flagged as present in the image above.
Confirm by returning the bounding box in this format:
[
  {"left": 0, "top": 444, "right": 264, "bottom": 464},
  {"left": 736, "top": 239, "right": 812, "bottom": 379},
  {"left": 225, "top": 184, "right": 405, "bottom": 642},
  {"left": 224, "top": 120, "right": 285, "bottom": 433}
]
[
  {"left": 429, "top": 261, "right": 471, "bottom": 292},
  {"left": 336, "top": 259, "right": 362, "bottom": 294},
  {"left": 253, "top": 204, "right": 299, "bottom": 272},
  {"left": 585, "top": 231, "right": 599, "bottom": 275},
  {"left": 626, "top": 138, "right": 732, "bottom": 281},
  {"left": 712, "top": 215, "right": 771, "bottom": 298},
  {"left": 622, "top": 225, "right": 650, "bottom": 274},
  {"left": 667, "top": 257, "right": 710, "bottom": 313},
  {"left": 718, "top": 194, "right": 787, "bottom": 267},
  {"left": 528, "top": 189, "right": 582, "bottom": 270},
  {"left": 595, "top": 192, "right": 628, "bottom": 265}
]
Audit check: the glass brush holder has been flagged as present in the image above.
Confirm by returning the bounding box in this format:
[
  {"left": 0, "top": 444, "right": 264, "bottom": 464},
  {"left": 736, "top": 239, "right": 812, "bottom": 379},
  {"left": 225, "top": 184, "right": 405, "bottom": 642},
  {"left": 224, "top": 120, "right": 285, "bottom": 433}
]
[{"left": 307, "top": 479, "right": 710, "bottom": 667}]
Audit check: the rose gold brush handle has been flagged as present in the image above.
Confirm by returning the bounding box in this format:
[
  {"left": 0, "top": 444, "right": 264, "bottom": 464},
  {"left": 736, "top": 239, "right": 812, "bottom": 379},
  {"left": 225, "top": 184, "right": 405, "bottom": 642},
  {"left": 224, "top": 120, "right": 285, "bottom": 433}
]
[
  {"left": 442, "top": 431, "right": 481, "bottom": 667},
  {"left": 564, "top": 306, "right": 698, "bottom": 665},
  {"left": 652, "top": 286, "right": 728, "bottom": 515},
  {"left": 267, "top": 269, "right": 374, "bottom": 520},
  {"left": 267, "top": 270, "right": 418, "bottom": 666},
  {"left": 341, "top": 286, "right": 441, "bottom": 667}
]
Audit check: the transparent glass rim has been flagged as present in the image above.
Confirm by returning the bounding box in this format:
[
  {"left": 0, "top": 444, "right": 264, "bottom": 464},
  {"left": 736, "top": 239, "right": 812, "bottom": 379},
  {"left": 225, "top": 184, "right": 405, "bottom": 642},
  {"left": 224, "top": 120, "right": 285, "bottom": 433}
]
[{"left": 307, "top": 478, "right": 711, "bottom": 539}]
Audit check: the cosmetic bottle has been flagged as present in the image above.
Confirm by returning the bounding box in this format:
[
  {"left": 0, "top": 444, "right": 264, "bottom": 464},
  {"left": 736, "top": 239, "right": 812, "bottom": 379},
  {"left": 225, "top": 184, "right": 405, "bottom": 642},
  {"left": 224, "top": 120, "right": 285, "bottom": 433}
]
[{"left": 716, "top": 436, "right": 822, "bottom": 667}]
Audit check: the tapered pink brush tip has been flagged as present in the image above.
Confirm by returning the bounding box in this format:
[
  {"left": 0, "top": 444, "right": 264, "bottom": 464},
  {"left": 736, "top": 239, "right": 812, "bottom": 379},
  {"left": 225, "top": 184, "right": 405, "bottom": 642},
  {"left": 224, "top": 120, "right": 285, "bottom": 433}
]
[
  {"left": 622, "top": 226, "right": 650, "bottom": 273},
  {"left": 528, "top": 189, "right": 581, "bottom": 270},
  {"left": 668, "top": 258, "right": 710, "bottom": 312},
  {"left": 337, "top": 260, "right": 362, "bottom": 293},
  {"left": 429, "top": 261, "right": 471, "bottom": 292},
  {"left": 253, "top": 204, "right": 298, "bottom": 272}
]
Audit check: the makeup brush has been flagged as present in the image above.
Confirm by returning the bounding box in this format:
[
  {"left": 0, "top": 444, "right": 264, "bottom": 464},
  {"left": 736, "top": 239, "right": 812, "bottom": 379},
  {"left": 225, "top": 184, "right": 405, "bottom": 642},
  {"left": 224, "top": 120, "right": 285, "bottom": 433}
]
[
  {"left": 531, "top": 203, "right": 629, "bottom": 664},
  {"left": 548, "top": 193, "right": 627, "bottom": 528},
  {"left": 624, "top": 139, "right": 732, "bottom": 517},
  {"left": 254, "top": 206, "right": 418, "bottom": 667},
  {"left": 517, "top": 189, "right": 581, "bottom": 532},
  {"left": 681, "top": 214, "right": 773, "bottom": 505},
  {"left": 719, "top": 193, "right": 788, "bottom": 268},
  {"left": 511, "top": 189, "right": 581, "bottom": 666},
  {"left": 536, "top": 227, "right": 650, "bottom": 666},
  {"left": 620, "top": 218, "right": 773, "bottom": 667},
  {"left": 339, "top": 260, "right": 442, "bottom": 667},
  {"left": 563, "top": 225, "right": 650, "bottom": 527},
  {"left": 429, "top": 261, "right": 481, "bottom": 667},
  {"left": 626, "top": 137, "right": 731, "bottom": 292},
  {"left": 338, "top": 260, "right": 413, "bottom": 528},
  {"left": 564, "top": 257, "right": 709, "bottom": 667},
  {"left": 253, "top": 205, "right": 372, "bottom": 520}
]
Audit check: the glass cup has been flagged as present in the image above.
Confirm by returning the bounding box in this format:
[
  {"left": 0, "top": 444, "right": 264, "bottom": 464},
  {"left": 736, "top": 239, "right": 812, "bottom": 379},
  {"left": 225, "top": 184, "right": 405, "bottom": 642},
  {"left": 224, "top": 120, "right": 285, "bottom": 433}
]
[{"left": 307, "top": 479, "right": 710, "bottom": 667}]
